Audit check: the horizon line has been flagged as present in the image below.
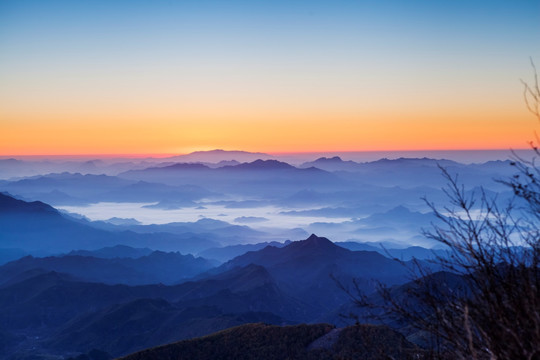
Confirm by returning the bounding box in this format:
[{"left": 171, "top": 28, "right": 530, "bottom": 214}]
[{"left": 0, "top": 148, "right": 532, "bottom": 160}]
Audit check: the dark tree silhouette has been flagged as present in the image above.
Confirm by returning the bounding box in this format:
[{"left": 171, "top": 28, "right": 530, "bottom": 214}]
[{"left": 350, "top": 62, "right": 540, "bottom": 360}]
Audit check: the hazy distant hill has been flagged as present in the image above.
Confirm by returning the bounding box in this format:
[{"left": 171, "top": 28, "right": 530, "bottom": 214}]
[
  {"left": 303, "top": 206, "right": 444, "bottom": 246},
  {"left": 120, "top": 323, "right": 425, "bottom": 360},
  {"left": 300, "top": 156, "right": 361, "bottom": 172},
  {"left": 0, "top": 192, "right": 220, "bottom": 254},
  {"left": 118, "top": 159, "right": 343, "bottom": 195},
  {"left": 220, "top": 159, "right": 295, "bottom": 171},
  {"left": 100, "top": 181, "right": 217, "bottom": 204},
  {"left": 332, "top": 157, "right": 515, "bottom": 190},
  {"left": 0, "top": 173, "right": 217, "bottom": 206},
  {"left": 90, "top": 218, "right": 268, "bottom": 246},
  {"left": 198, "top": 241, "right": 291, "bottom": 262},
  {"left": 164, "top": 149, "right": 274, "bottom": 163},
  {"left": 336, "top": 241, "right": 446, "bottom": 260},
  {"left": 279, "top": 186, "right": 447, "bottom": 218},
  {"left": 0, "top": 192, "right": 305, "bottom": 256},
  {"left": 0, "top": 173, "right": 130, "bottom": 204},
  {"left": 0, "top": 158, "right": 115, "bottom": 179},
  {"left": 356, "top": 205, "right": 435, "bottom": 227}
]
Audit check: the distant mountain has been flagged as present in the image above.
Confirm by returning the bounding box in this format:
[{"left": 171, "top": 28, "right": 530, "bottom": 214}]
[
  {"left": 0, "top": 173, "right": 115, "bottom": 205},
  {"left": 0, "top": 172, "right": 130, "bottom": 199},
  {"left": 150, "top": 163, "right": 212, "bottom": 171},
  {"left": 99, "top": 181, "right": 217, "bottom": 204},
  {"left": 279, "top": 185, "right": 448, "bottom": 216},
  {"left": 198, "top": 241, "right": 291, "bottom": 262},
  {"left": 369, "top": 157, "right": 460, "bottom": 167},
  {"left": 357, "top": 205, "right": 435, "bottom": 227},
  {"left": 0, "top": 173, "right": 217, "bottom": 206},
  {"left": 164, "top": 149, "right": 274, "bottom": 163},
  {"left": 118, "top": 159, "right": 342, "bottom": 195},
  {"left": 103, "top": 217, "right": 142, "bottom": 226},
  {"left": 0, "top": 158, "right": 120, "bottom": 179},
  {"left": 220, "top": 159, "right": 295, "bottom": 171},
  {"left": 210, "top": 159, "right": 240, "bottom": 167},
  {"left": 297, "top": 156, "right": 460, "bottom": 176},
  {"left": 331, "top": 157, "right": 516, "bottom": 190},
  {"left": 88, "top": 217, "right": 276, "bottom": 248},
  {"left": 337, "top": 206, "right": 441, "bottom": 246},
  {"left": 68, "top": 245, "right": 153, "bottom": 259},
  {"left": 0, "top": 250, "right": 217, "bottom": 285},
  {"left": 101, "top": 218, "right": 266, "bottom": 242},
  {"left": 121, "top": 159, "right": 304, "bottom": 176},
  {"left": 90, "top": 217, "right": 230, "bottom": 233},
  {"left": 234, "top": 216, "right": 269, "bottom": 224},
  {"left": 335, "top": 241, "right": 382, "bottom": 252},
  {"left": 300, "top": 156, "right": 361, "bottom": 172},
  {"left": 120, "top": 323, "right": 424, "bottom": 360},
  {"left": 336, "top": 242, "right": 447, "bottom": 260}
]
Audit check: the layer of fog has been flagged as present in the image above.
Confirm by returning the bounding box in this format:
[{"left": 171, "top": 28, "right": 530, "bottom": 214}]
[{"left": 56, "top": 202, "right": 352, "bottom": 231}]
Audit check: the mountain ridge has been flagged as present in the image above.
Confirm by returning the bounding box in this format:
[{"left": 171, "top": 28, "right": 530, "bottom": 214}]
[{"left": 119, "top": 322, "right": 425, "bottom": 360}]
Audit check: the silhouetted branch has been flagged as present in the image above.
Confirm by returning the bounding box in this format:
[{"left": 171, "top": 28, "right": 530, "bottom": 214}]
[{"left": 344, "top": 60, "right": 540, "bottom": 359}]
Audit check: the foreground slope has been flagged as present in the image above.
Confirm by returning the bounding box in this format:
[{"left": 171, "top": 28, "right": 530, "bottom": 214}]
[{"left": 120, "top": 323, "right": 425, "bottom": 360}]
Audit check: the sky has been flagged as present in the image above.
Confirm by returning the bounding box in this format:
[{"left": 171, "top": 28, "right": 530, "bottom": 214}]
[{"left": 1, "top": 0, "right": 539, "bottom": 156}]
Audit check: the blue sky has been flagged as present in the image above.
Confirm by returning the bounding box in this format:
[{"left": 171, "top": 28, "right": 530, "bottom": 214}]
[{"left": 1, "top": 0, "right": 539, "bottom": 154}]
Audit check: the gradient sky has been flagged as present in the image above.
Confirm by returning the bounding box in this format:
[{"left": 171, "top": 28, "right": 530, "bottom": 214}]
[{"left": 1, "top": 0, "right": 539, "bottom": 155}]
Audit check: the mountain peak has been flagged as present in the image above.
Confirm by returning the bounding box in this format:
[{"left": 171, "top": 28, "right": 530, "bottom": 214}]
[
  {"left": 231, "top": 159, "right": 294, "bottom": 170},
  {"left": 314, "top": 156, "right": 343, "bottom": 162},
  {"left": 286, "top": 234, "right": 344, "bottom": 254},
  {"left": 165, "top": 149, "right": 273, "bottom": 163},
  {"left": 306, "top": 233, "right": 328, "bottom": 242},
  {"left": 304, "top": 234, "right": 335, "bottom": 246},
  {"left": 0, "top": 192, "right": 59, "bottom": 215},
  {"left": 299, "top": 157, "right": 358, "bottom": 171}
]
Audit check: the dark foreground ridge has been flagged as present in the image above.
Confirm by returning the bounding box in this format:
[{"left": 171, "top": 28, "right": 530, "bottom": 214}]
[{"left": 120, "top": 323, "right": 425, "bottom": 360}]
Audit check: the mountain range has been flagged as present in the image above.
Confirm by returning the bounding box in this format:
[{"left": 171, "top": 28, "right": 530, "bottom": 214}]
[
  {"left": 0, "top": 231, "right": 424, "bottom": 358},
  {"left": 0, "top": 152, "right": 520, "bottom": 359}
]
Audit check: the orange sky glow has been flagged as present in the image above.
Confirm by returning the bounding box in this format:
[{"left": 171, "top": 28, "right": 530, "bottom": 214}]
[
  {"left": 0, "top": 96, "right": 536, "bottom": 156},
  {"left": 1, "top": 1, "right": 539, "bottom": 156}
]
